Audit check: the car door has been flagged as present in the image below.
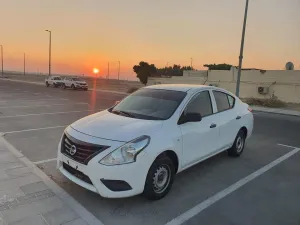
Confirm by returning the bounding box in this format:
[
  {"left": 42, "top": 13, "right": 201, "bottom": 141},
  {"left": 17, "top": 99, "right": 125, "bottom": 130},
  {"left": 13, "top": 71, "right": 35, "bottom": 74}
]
[
  {"left": 65, "top": 78, "right": 70, "bottom": 87},
  {"left": 210, "top": 90, "right": 240, "bottom": 150},
  {"left": 179, "top": 90, "right": 220, "bottom": 168},
  {"left": 48, "top": 77, "right": 53, "bottom": 85}
]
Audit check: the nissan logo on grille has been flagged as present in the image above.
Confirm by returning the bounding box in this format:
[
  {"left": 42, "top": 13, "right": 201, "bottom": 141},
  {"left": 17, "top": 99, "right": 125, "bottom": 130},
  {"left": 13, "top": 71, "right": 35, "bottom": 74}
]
[
  {"left": 69, "top": 145, "right": 77, "bottom": 156},
  {"left": 65, "top": 138, "right": 77, "bottom": 156}
]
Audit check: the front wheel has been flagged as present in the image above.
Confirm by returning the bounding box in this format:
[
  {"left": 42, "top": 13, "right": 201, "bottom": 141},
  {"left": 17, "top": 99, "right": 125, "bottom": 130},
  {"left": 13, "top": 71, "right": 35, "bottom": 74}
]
[
  {"left": 46, "top": 82, "right": 49, "bottom": 87},
  {"left": 71, "top": 84, "right": 75, "bottom": 90},
  {"left": 62, "top": 84, "right": 66, "bottom": 89},
  {"left": 228, "top": 129, "right": 246, "bottom": 157},
  {"left": 143, "top": 156, "right": 175, "bottom": 200}
]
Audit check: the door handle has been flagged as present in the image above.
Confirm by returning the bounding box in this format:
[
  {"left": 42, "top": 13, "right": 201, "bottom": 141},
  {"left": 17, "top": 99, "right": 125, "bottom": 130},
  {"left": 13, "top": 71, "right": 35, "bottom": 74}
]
[
  {"left": 236, "top": 116, "right": 241, "bottom": 120},
  {"left": 210, "top": 123, "right": 217, "bottom": 128}
]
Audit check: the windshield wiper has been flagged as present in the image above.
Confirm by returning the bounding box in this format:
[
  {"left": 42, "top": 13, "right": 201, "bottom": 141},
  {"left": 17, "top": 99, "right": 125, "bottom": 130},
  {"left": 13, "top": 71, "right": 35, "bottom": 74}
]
[{"left": 112, "top": 110, "right": 135, "bottom": 118}]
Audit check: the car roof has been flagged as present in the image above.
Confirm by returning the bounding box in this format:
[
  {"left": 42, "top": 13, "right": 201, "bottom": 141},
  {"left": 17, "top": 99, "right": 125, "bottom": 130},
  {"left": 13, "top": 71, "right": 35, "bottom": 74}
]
[
  {"left": 145, "top": 84, "right": 209, "bottom": 92},
  {"left": 145, "top": 84, "right": 237, "bottom": 97}
]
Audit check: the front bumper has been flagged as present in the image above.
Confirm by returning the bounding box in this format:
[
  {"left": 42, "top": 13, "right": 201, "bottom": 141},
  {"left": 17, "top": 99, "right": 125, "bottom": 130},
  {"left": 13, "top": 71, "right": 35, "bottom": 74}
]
[
  {"left": 57, "top": 127, "right": 150, "bottom": 198},
  {"left": 75, "top": 84, "right": 88, "bottom": 89}
]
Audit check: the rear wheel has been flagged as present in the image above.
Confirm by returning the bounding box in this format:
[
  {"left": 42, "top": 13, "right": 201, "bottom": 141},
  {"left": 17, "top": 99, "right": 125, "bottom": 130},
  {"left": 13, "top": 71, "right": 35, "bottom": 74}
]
[
  {"left": 46, "top": 82, "right": 49, "bottom": 87},
  {"left": 143, "top": 156, "right": 175, "bottom": 200},
  {"left": 62, "top": 84, "right": 66, "bottom": 89},
  {"left": 228, "top": 129, "right": 246, "bottom": 157},
  {"left": 71, "top": 84, "right": 75, "bottom": 90},
  {"left": 84, "top": 88, "right": 88, "bottom": 91}
]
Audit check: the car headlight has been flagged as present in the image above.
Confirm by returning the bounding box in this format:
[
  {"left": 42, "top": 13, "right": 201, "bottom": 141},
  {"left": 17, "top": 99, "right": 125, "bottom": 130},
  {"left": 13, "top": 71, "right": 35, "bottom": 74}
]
[{"left": 99, "top": 136, "right": 150, "bottom": 166}]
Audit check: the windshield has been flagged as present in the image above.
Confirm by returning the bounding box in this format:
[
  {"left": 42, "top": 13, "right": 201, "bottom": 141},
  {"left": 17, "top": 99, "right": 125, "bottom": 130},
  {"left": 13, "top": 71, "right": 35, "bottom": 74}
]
[
  {"left": 111, "top": 88, "right": 186, "bottom": 120},
  {"left": 72, "top": 78, "right": 84, "bottom": 81},
  {"left": 53, "top": 77, "right": 61, "bottom": 80}
]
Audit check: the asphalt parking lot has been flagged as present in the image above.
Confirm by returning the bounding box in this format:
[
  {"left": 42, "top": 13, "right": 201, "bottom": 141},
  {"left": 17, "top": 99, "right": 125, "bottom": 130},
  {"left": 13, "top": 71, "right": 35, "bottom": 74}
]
[{"left": 1, "top": 80, "right": 300, "bottom": 225}]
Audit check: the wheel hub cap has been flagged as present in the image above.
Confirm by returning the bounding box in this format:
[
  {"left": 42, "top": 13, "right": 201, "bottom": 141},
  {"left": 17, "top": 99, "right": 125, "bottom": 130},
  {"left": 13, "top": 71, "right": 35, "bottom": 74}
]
[
  {"left": 153, "top": 165, "right": 171, "bottom": 194},
  {"left": 236, "top": 136, "right": 244, "bottom": 152}
]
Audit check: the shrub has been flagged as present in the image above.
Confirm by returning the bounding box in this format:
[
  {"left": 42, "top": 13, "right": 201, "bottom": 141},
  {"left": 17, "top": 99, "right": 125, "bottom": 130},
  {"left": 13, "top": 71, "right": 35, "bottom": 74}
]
[
  {"left": 127, "top": 87, "right": 139, "bottom": 93},
  {"left": 243, "top": 95, "right": 285, "bottom": 108}
]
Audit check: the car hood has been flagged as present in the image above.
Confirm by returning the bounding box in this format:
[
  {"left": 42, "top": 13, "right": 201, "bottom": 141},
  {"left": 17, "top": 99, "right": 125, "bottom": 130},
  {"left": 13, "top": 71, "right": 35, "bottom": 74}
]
[{"left": 70, "top": 110, "right": 163, "bottom": 142}]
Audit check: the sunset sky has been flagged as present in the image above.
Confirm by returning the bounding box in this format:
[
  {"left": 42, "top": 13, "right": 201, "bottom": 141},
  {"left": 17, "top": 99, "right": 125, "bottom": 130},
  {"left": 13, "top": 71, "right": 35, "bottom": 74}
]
[{"left": 1, "top": 0, "right": 299, "bottom": 79}]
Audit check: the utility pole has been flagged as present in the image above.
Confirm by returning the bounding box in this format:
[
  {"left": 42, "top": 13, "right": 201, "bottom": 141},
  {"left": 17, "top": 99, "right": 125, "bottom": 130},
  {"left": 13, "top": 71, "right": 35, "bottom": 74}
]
[
  {"left": 0, "top": 45, "right": 3, "bottom": 77},
  {"left": 45, "top": 30, "right": 52, "bottom": 76},
  {"left": 236, "top": 0, "right": 250, "bottom": 97},
  {"left": 190, "top": 58, "right": 193, "bottom": 69},
  {"left": 118, "top": 61, "right": 120, "bottom": 80},
  {"left": 24, "top": 53, "right": 26, "bottom": 76}
]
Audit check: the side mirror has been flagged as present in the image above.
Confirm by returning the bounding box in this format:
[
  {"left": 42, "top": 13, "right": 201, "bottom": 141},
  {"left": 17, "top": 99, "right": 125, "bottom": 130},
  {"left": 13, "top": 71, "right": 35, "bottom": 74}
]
[{"left": 178, "top": 112, "right": 202, "bottom": 125}]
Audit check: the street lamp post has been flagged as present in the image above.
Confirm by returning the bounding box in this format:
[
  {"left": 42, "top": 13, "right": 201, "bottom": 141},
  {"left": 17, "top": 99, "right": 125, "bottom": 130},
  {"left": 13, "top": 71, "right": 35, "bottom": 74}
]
[
  {"left": 236, "top": 0, "right": 250, "bottom": 97},
  {"left": 24, "top": 53, "right": 26, "bottom": 76},
  {"left": 118, "top": 61, "right": 120, "bottom": 80},
  {"left": 107, "top": 62, "right": 110, "bottom": 79},
  {"left": 0, "top": 45, "right": 3, "bottom": 77},
  {"left": 45, "top": 30, "right": 52, "bottom": 76}
]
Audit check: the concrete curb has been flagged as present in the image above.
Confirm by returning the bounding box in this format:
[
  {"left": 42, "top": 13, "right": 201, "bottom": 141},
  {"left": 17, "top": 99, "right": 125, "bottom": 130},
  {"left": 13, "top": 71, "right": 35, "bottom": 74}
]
[
  {"left": 0, "top": 133, "right": 105, "bottom": 225},
  {"left": 0, "top": 78, "right": 128, "bottom": 95},
  {"left": 252, "top": 106, "right": 300, "bottom": 117}
]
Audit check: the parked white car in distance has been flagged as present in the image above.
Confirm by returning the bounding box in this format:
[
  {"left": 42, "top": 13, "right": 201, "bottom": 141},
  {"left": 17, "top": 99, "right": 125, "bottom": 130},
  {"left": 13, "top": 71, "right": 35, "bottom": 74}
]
[
  {"left": 62, "top": 77, "right": 88, "bottom": 90},
  {"left": 45, "top": 76, "right": 63, "bottom": 88},
  {"left": 57, "top": 84, "right": 254, "bottom": 200}
]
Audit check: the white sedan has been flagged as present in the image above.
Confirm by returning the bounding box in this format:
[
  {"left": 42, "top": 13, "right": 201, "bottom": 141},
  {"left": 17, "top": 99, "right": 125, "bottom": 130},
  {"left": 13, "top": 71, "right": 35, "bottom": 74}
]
[{"left": 57, "top": 84, "right": 253, "bottom": 200}]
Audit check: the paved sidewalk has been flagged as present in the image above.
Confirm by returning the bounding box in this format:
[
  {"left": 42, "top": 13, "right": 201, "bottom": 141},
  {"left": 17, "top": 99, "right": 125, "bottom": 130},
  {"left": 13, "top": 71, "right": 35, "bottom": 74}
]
[
  {"left": 252, "top": 106, "right": 300, "bottom": 117},
  {"left": 0, "top": 135, "right": 103, "bottom": 225}
]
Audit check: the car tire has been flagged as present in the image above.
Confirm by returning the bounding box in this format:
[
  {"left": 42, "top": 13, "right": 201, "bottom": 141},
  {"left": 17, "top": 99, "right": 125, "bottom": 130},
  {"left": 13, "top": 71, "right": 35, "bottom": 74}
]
[
  {"left": 228, "top": 129, "right": 246, "bottom": 157},
  {"left": 84, "top": 88, "right": 88, "bottom": 91},
  {"left": 62, "top": 84, "right": 66, "bottom": 89},
  {"left": 143, "top": 156, "right": 175, "bottom": 200},
  {"left": 71, "top": 84, "right": 75, "bottom": 90},
  {"left": 46, "top": 82, "right": 49, "bottom": 87}
]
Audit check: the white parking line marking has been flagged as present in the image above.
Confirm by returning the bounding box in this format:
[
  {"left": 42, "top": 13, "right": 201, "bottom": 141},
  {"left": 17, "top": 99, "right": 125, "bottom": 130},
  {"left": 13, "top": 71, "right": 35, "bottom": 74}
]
[
  {"left": 0, "top": 110, "right": 94, "bottom": 118},
  {"left": 3, "top": 125, "right": 67, "bottom": 134},
  {"left": 277, "top": 143, "right": 299, "bottom": 149},
  {"left": 34, "top": 158, "right": 57, "bottom": 164},
  {"left": 165, "top": 146, "right": 300, "bottom": 225},
  {"left": 0, "top": 103, "right": 88, "bottom": 109},
  {"left": 18, "top": 98, "right": 68, "bottom": 102}
]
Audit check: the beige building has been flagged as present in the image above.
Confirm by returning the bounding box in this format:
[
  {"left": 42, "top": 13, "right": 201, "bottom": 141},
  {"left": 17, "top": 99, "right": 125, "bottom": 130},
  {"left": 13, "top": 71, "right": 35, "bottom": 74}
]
[{"left": 147, "top": 67, "right": 300, "bottom": 103}]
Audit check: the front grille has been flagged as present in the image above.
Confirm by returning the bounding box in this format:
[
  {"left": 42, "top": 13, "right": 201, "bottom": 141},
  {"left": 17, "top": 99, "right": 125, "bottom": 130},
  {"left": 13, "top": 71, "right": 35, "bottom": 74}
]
[
  {"left": 61, "top": 133, "right": 110, "bottom": 165},
  {"left": 63, "top": 163, "right": 93, "bottom": 185}
]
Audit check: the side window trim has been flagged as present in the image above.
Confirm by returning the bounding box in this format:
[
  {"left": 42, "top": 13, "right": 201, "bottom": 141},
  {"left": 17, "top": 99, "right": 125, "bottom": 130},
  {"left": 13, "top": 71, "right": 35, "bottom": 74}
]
[
  {"left": 212, "top": 90, "right": 235, "bottom": 113},
  {"left": 209, "top": 90, "right": 218, "bottom": 114}
]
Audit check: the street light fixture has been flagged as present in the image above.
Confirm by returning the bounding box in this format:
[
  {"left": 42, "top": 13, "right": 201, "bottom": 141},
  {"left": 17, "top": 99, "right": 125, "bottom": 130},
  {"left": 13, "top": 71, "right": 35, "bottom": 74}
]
[
  {"left": 45, "top": 30, "right": 52, "bottom": 76},
  {"left": 236, "top": 0, "right": 250, "bottom": 97},
  {"left": 0, "top": 45, "right": 3, "bottom": 77}
]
